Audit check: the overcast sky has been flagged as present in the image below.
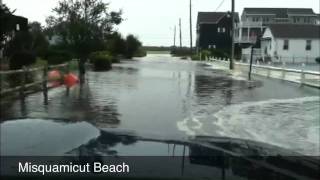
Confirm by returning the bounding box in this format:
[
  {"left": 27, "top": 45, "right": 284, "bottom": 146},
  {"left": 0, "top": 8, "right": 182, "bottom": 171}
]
[{"left": 3, "top": 0, "right": 320, "bottom": 46}]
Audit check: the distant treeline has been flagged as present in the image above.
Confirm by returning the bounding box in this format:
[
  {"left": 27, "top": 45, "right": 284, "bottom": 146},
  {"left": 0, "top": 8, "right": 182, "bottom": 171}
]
[{"left": 143, "top": 46, "right": 172, "bottom": 51}]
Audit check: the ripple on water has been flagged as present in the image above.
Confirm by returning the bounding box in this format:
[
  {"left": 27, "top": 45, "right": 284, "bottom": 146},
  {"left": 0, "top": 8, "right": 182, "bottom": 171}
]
[{"left": 212, "top": 96, "right": 320, "bottom": 156}]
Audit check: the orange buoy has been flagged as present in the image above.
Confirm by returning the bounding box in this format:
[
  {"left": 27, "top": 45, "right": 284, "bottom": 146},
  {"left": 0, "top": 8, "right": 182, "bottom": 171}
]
[
  {"left": 64, "top": 73, "right": 79, "bottom": 87},
  {"left": 48, "top": 70, "right": 62, "bottom": 81}
]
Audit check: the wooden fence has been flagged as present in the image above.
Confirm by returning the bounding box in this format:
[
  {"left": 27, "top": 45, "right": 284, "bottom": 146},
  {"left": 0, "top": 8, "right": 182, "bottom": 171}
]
[{"left": 0, "top": 63, "right": 70, "bottom": 99}]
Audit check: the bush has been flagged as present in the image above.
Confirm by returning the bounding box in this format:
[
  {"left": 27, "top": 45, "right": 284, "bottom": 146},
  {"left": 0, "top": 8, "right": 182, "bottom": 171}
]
[
  {"left": 191, "top": 54, "right": 200, "bottom": 61},
  {"left": 90, "top": 51, "right": 119, "bottom": 63},
  {"left": 46, "top": 50, "right": 72, "bottom": 65},
  {"left": 9, "top": 51, "right": 36, "bottom": 70},
  {"left": 134, "top": 48, "right": 147, "bottom": 57},
  {"left": 200, "top": 50, "right": 211, "bottom": 60},
  {"left": 210, "top": 49, "right": 229, "bottom": 59},
  {"left": 316, "top": 57, "right": 320, "bottom": 64},
  {"left": 90, "top": 52, "right": 112, "bottom": 71}
]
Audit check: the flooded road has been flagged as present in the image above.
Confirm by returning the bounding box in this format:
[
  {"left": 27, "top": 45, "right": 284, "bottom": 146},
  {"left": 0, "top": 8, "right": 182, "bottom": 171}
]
[{"left": 1, "top": 54, "right": 319, "bottom": 156}]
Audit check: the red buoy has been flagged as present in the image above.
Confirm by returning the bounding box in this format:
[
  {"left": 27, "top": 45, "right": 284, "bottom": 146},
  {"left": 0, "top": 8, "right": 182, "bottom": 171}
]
[
  {"left": 48, "top": 70, "right": 62, "bottom": 81},
  {"left": 64, "top": 73, "right": 79, "bottom": 87}
]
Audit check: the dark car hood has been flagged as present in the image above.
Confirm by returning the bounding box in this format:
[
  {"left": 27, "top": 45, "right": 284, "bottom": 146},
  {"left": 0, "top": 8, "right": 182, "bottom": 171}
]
[{"left": 1, "top": 119, "right": 319, "bottom": 180}]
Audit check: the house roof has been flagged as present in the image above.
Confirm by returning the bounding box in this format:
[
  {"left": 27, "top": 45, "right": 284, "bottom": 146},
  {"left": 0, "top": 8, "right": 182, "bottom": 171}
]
[
  {"left": 243, "top": 8, "right": 316, "bottom": 18},
  {"left": 0, "top": 14, "right": 28, "bottom": 32},
  {"left": 197, "top": 12, "right": 239, "bottom": 24},
  {"left": 268, "top": 24, "right": 320, "bottom": 39}
]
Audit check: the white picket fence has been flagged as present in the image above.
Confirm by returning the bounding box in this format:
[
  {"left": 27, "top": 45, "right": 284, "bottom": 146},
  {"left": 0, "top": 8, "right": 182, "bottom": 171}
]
[{"left": 205, "top": 57, "right": 320, "bottom": 88}]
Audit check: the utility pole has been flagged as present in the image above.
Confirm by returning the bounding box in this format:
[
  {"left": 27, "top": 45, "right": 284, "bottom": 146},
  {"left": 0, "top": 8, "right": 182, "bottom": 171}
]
[
  {"left": 179, "top": 18, "right": 182, "bottom": 48},
  {"left": 189, "top": 0, "right": 193, "bottom": 54},
  {"left": 230, "top": 0, "right": 235, "bottom": 70},
  {"left": 174, "top": 25, "right": 176, "bottom": 47}
]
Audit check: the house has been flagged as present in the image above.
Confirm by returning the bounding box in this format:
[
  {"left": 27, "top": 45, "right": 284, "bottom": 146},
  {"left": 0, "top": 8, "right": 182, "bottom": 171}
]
[
  {"left": 236, "top": 8, "right": 318, "bottom": 45},
  {"left": 317, "top": 14, "right": 320, "bottom": 25},
  {"left": 260, "top": 24, "right": 320, "bottom": 63},
  {"left": 196, "top": 12, "right": 239, "bottom": 53},
  {"left": 0, "top": 2, "right": 28, "bottom": 59}
]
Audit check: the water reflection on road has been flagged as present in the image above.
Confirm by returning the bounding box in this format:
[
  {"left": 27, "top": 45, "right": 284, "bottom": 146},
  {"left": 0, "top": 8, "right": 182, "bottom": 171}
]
[{"left": 1, "top": 54, "right": 319, "bottom": 155}]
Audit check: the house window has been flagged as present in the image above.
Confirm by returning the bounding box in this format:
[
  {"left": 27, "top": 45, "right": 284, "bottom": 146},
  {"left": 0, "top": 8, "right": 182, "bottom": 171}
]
[
  {"left": 217, "top": 27, "right": 221, "bottom": 33},
  {"left": 306, "top": 40, "right": 312, "bottom": 50},
  {"left": 283, "top": 40, "right": 289, "bottom": 50},
  {"left": 222, "top": 28, "right": 226, "bottom": 33}
]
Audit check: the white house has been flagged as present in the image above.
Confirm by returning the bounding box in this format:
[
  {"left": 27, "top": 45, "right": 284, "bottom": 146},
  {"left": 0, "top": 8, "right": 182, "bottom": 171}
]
[
  {"left": 236, "top": 8, "right": 318, "bottom": 45},
  {"left": 261, "top": 24, "right": 320, "bottom": 63}
]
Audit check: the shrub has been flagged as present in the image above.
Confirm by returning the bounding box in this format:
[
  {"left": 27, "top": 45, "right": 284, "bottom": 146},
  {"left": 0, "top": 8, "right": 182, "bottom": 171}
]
[
  {"left": 316, "top": 57, "right": 320, "bottom": 64},
  {"left": 90, "top": 52, "right": 112, "bottom": 71},
  {"left": 191, "top": 54, "right": 200, "bottom": 61},
  {"left": 134, "top": 48, "right": 147, "bottom": 57},
  {"left": 210, "top": 49, "right": 229, "bottom": 59},
  {"left": 200, "top": 50, "right": 211, "bottom": 60},
  {"left": 90, "top": 51, "right": 119, "bottom": 63},
  {"left": 46, "top": 50, "right": 72, "bottom": 65},
  {"left": 9, "top": 51, "right": 36, "bottom": 70}
]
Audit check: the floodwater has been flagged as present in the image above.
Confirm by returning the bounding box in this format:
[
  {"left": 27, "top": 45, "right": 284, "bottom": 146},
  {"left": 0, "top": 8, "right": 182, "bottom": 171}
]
[{"left": 1, "top": 54, "right": 320, "bottom": 156}]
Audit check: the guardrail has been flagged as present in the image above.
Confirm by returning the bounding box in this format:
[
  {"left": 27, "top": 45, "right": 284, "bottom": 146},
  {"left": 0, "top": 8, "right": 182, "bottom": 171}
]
[
  {"left": 0, "top": 63, "right": 69, "bottom": 98},
  {"left": 206, "top": 57, "right": 320, "bottom": 88}
]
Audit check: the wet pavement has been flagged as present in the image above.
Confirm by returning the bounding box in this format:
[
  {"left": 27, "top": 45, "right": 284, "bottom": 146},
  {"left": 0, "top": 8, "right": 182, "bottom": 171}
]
[{"left": 1, "top": 54, "right": 320, "bottom": 156}]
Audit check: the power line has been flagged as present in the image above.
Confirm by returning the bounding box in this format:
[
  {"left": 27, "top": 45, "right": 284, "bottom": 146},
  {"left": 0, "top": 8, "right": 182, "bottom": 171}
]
[{"left": 215, "top": 0, "right": 226, "bottom": 11}]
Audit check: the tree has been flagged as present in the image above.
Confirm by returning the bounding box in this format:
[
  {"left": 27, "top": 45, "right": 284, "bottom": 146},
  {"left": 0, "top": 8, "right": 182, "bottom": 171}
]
[
  {"left": 106, "top": 32, "right": 126, "bottom": 56},
  {"left": 28, "top": 22, "right": 49, "bottom": 58},
  {"left": 46, "top": 0, "right": 123, "bottom": 82},
  {"left": 5, "top": 21, "right": 49, "bottom": 69},
  {"left": 0, "top": 3, "right": 14, "bottom": 50},
  {"left": 125, "top": 34, "right": 142, "bottom": 59}
]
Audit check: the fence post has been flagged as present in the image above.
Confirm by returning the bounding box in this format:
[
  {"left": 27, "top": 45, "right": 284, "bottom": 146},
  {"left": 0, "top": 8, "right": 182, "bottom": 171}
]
[
  {"left": 301, "top": 63, "right": 305, "bottom": 85},
  {"left": 42, "top": 64, "right": 48, "bottom": 104},
  {"left": 306, "top": 56, "right": 308, "bottom": 64},
  {"left": 20, "top": 66, "right": 27, "bottom": 98},
  {"left": 292, "top": 56, "right": 295, "bottom": 64},
  {"left": 281, "top": 62, "right": 286, "bottom": 80},
  {"left": 267, "top": 62, "right": 271, "bottom": 78},
  {"left": 66, "top": 62, "right": 70, "bottom": 96}
]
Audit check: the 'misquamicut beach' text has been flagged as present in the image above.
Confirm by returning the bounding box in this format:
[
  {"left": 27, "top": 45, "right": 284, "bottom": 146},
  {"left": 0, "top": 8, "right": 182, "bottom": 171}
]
[{"left": 18, "top": 162, "right": 130, "bottom": 175}]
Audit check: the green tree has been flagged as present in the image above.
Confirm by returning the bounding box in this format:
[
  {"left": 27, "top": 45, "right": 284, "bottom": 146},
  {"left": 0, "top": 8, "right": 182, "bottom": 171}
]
[
  {"left": 125, "top": 34, "right": 142, "bottom": 59},
  {"left": 29, "top": 22, "right": 49, "bottom": 58},
  {"left": 46, "top": 0, "right": 122, "bottom": 82},
  {"left": 5, "top": 21, "right": 49, "bottom": 69},
  {"left": 0, "top": 3, "right": 14, "bottom": 51},
  {"left": 106, "top": 32, "right": 126, "bottom": 56}
]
